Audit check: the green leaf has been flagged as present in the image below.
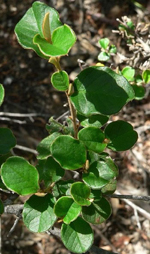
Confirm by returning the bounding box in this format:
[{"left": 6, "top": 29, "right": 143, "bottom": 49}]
[
  {"left": 0, "top": 153, "right": 12, "bottom": 167},
  {"left": 46, "top": 117, "right": 69, "bottom": 134},
  {"left": 70, "top": 182, "right": 91, "bottom": 206},
  {"left": 51, "top": 135, "right": 86, "bottom": 170},
  {"left": 0, "top": 84, "right": 4, "bottom": 106},
  {"left": 0, "top": 199, "right": 4, "bottom": 214},
  {"left": 101, "top": 179, "right": 117, "bottom": 194},
  {"left": 87, "top": 151, "right": 109, "bottom": 165},
  {"left": 15, "top": 1, "right": 62, "bottom": 59},
  {"left": 105, "top": 120, "right": 138, "bottom": 151},
  {"left": 54, "top": 196, "right": 81, "bottom": 224},
  {"left": 0, "top": 128, "right": 16, "bottom": 155},
  {"left": 1, "top": 156, "right": 39, "bottom": 195},
  {"left": 83, "top": 159, "right": 118, "bottom": 189},
  {"left": 33, "top": 24, "right": 76, "bottom": 57},
  {"left": 132, "top": 85, "right": 145, "bottom": 100},
  {"left": 142, "top": 70, "right": 150, "bottom": 84},
  {"left": 37, "top": 132, "right": 61, "bottom": 160},
  {"left": 109, "top": 45, "right": 117, "bottom": 54},
  {"left": 99, "top": 38, "right": 110, "bottom": 49},
  {"left": 61, "top": 217, "right": 94, "bottom": 253},
  {"left": 121, "top": 66, "right": 135, "bottom": 81},
  {"left": 52, "top": 180, "right": 74, "bottom": 198},
  {"left": 77, "top": 113, "right": 109, "bottom": 128},
  {"left": 70, "top": 66, "right": 135, "bottom": 116},
  {"left": 98, "top": 52, "right": 110, "bottom": 62},
  {"left": 78, "top": 127, "right": 106, "bottom": 153},
  {"left": 89, "top": 189, "right": 102, "bottom": 202},
  {"left": 82, "top": 197, "right": 111, "bottom": 224},
  {"left": 23, "top": 194, "right": 56, "bottom": 232},
  {"left": 37, "top": 157, "right": 64, "bottom": 187},
  {"left": 51, "top": 71, "right": 69, "bottom": 91}
]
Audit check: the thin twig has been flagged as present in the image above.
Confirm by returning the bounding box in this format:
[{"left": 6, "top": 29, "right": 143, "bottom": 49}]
[
  {"left": 111, "top": 191, "right": 150, "bottom": 220},
  {"left": 0, "top": 117, "right": 26, "bottom": 124},
  {"left": 14, "top": 145, "right": 38, "bottom": 155},
  {"left": 107, "top": 193, "right": 150, "bottom": 202},
  {"left": 7, "top": 214, "right": 21, "bottom": 237},
  {"left": 0, "top": 112, "right": 39, "bottom": 117}
]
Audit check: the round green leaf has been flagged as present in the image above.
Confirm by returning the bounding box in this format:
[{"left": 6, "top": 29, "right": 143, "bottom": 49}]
[
  {"left": 61, "top": 217, "right": 94, "bottom": 253},
  {"left": 33, "top": 24, "right": 76, "bottom": 57},
  {"left": 132, "top": 85, "right": 145, "bottom": 100},
  {"left": 15, "top": 1, "right": 62, "bottom": 59},
  {"left": 51, "top": 135, "right": 86, "bottom": 170},
  {"left": 51, "top": 71, "right": 69, "bottom": 91},
  {"left": 37, "top": 156, "right": 64, "bottom": 187},
  {"left": 0, "top": 84, "right": 4, "bottom": 106},
  {"left": 37, "top": 132, "right": 61, "bottom": 160},
  {"left": 99, "top": 38, "right": 110, "bottom": 49},
  {"left": 70, "top": 66, "right": 135, "bottom": 116},
  {"left": 1, "top": 156, "right": 39, "bottom": 195},
  {"left": 121, "top": 66, "right": 135, "bottom": 81},
  {"left": 82, "top": 197, "right": 111, "bottom": 224},
  {"left": 77, "top": 113, "right": 109, "bottom": 128},
  {"left": 142, "top": 70, "right": 150, "bottom": 84},
  {"left": 78, "top": 127, "right": 106, "bottom": 153},
  {"left": 105, "top": 120, "right": 138, "bottom": 151},
  {"left": 0, "top": 128, "right": 16, "bottom": 155},
  {"left": 83, "top": 159, "right": 118, "bottom": 189},
  {"left": 101, "top": 179, "right": 117, "bottom": 194},
  {"left": 0, "top": 199, "right": 4, "bottom": 214},
  {"left": 70, "top": 182, "right": 91, "bottom": 206},
  {"left": 23, "top": 194, "right": 56, "bottom": 232},
  {"left": 98, "top": 52, "right": 110, "bottom": 62},
  {"left": 54, "top": 196, "right": 81, "bottom": 224}
]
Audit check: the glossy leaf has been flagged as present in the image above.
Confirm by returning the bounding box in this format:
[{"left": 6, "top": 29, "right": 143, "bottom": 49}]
[
  {"left": 98, "top": 52, "right": 110, "bottom": 62},
  {"left": 1, "top": 156, "right": 39, "bottom": 195},
  {"left": 37, "top": 132, "right": 61, "bottom": 160},
  {"left": 0, "top": 84, "right": 4, "bottom": 106},
  {"left": 51, "top": 71, "right": 69, "bottom": 91},
  {"left": 101, "top": 179, "right": 117, "bottom": 194},
  {"left": 99, "top": 38, "right": 110, "bottom": 49},
  {"left": 82, "top": 197, "right": 111, "bottom": 224},
  {"left": 51, "top": 135, "right": 86, "bottom": 170},
  {"left": 52, "top": 180, "right": 74, "bottom": 198},
  {"left": 89, "top": 189, "right": 102, "bottom": 202},
  {"left": 15, "top": 1, "right": 62, "bottom": 59},
  {"left": 78, "top": 127, "right": 106, "bottom": 153},
  {"left": 121, "top": 66, "right": 135, "bottom": 81},
  {"left": 142, "top": 70, "right": 150, "bottom": 84},
  {"left": 46, "top": 117, "right": 69, "bottom": 134},
  {"left": 0, "top": 199, "right": 4, "bottom": 214},
  {"left": 87, "top": 151, "right": 109, "bottom": 165},
  {"left": 132, "top": 85, "right": 145, "bottom": 100},
  {"left": 54, "top": 196, "right": 81, "bottom": 224},
  {"left": 61, "top": 217, "right": 94, "bottom": 253},
  {"left": 37, "top": 156, "right": 64, "bottom": 187},
  {"left": 105, "top": 120, "right": 138, "bottom": 151},
  {"left": 0, "top": 128, "right": 16, "bottom": 155},
  {"left": 33, "top": 24, "right": 76, "bottom": 57},
  {"left": 23, "top": 194, "right": 56, "bottom": 232},
  {"left": 70, "top": 182, "right": 91, "bottom": 206},
  {"left": 77, "top": 113, "right": 109, "bottom": 128},
  {"left": 70, "top": 66, "right": 135, "bottom": 116},
  {"left": 83, "top": 159, "right": 118, "bottom": 189}
]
